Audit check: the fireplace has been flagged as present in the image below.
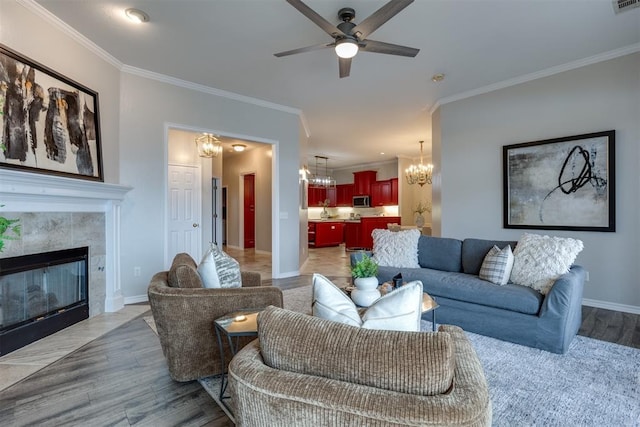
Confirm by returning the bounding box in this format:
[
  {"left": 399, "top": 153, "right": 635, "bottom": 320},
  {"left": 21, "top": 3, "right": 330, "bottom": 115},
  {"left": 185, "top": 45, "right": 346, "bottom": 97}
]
[{"left": 0, "top": 247, "right": 89, "bottom": 356}]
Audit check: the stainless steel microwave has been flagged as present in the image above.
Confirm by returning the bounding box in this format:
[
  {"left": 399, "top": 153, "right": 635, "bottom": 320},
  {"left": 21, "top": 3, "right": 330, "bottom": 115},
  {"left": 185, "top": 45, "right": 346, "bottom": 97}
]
[{"left": 353, "top": 195, "right": 370, "bottom": 208}]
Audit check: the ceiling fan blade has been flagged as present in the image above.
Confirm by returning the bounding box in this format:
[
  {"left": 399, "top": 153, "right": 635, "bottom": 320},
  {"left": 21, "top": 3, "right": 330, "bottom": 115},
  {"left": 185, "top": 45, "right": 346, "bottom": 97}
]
[
  {"left": 338, "top": 57, "right": 351, "bottom": 78},
  {"left": 352, "top": 0, "right": 414, "bottom": 40},
  {"left": 360, "top": 39, "right": 419, "bottom": 57},
  {"left": 274, "top": 42, "right": 333, "bottom": 57},
  {"left": 286, "top": 0, "right": 345, "bottom": 38}
]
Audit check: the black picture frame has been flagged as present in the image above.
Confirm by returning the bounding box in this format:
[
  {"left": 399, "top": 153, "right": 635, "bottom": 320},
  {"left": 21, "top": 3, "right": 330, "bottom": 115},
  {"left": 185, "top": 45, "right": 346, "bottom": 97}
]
[
  {"left": 503, "top": 130, "right": 615, "bottom": 232},
  {"left": 0, "top": 44, "right": 103, "bottom": 181}
]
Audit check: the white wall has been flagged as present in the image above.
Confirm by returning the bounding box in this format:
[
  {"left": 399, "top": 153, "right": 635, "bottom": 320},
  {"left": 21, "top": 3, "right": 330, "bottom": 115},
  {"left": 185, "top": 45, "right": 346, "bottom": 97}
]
[
  {"left": 119, "top": 73, "right": 301, "bottom": 297},
  {"left": 434, "top": 53, "right": 640, "bottom": 312},
  {"left": 0, "top": 1, "right": 121, "bottom": 183}
]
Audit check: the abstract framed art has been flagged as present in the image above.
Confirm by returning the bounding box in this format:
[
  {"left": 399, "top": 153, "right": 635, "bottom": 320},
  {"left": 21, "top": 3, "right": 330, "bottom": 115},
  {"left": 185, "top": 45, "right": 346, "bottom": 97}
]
[
  {"left": 0, "top": 44, "right": 103, "bottom": 181},
  {"left": 503, "top": 130, "right": 615, "bottom": 232}
]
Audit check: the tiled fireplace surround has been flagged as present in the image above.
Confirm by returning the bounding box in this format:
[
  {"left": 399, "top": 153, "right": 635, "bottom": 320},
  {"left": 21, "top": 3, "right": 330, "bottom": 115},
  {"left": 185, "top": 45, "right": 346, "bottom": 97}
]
[{"left": 0, "top": 169, "right": 132, "bottom": 317}]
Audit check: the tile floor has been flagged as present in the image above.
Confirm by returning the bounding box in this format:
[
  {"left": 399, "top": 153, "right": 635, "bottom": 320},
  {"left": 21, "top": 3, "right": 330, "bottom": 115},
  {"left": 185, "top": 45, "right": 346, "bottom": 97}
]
[{"left": 0, "top": 244, "right": 352, "bottom": 392}]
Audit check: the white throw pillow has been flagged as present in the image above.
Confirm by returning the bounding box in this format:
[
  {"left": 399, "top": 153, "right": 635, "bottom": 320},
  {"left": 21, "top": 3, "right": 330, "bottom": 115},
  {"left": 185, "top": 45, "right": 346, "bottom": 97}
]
[
  {"left": 479, "top": 245, "right": 514, "bottom": 286},
  {"left": 372, "top": 228, "right": 420, "bottom": 268},
  {"left": 197, "top": 244, "right": 242, "bottom": 288},
  {"left": 312, "top": 273, "right": 424, "bottom": 332},
  {"left": 510, "top": 233, "right": 584, "bottom": 295}
]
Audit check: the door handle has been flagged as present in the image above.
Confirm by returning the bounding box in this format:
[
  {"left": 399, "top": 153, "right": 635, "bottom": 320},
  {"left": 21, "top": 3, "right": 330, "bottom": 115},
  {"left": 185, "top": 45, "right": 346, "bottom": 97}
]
[{"left": 193, "top": 223, "right": 199, "bottom": 228}]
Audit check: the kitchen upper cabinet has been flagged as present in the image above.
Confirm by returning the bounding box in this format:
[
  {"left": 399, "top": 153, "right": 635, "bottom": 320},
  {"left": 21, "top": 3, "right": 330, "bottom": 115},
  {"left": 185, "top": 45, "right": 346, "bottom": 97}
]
[
  {"left": 371, "top": 180, "right": 392, "bottom": 206},
  {"left": 353, "top": 171, "right": 377, "bottom": 196},
  {"left": 308, "top": 186, "right": 326, "bottom": 207},
  {"left": 326, "top": 186, "right": 337, "bottom": 207},
  {"left": 391, "top": 178, "right": 398, "bottom": 205},
  {"left": 336, "top": 184, "right": 354, "bottom": 206}
]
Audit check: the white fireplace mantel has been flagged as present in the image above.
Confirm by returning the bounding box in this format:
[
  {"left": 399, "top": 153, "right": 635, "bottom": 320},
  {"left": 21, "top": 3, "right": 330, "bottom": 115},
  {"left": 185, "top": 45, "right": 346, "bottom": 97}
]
[{"left": 0, "top": 168, "right": 133, "bottom": 312}]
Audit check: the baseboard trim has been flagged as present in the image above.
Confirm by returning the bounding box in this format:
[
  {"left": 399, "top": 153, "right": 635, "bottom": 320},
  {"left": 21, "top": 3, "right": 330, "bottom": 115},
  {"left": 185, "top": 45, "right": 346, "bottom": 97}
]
[
  {"left": 582, "top": 298, "right": 640, "bottom": 315},
  {"left": 124, "top": 295, "right": 149, "bottom": 305},
  {"left": 276, "top": 270, "right": 301, "bottom": 279}
]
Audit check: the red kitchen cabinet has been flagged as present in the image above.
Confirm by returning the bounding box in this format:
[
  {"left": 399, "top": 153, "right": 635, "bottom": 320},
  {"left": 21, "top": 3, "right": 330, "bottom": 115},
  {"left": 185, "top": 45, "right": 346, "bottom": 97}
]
[
  {"left": 344, "top": 222, "right": 362, "bottom": 250},
  {"left": 311, "top": 221, "right": 344, "bottom": 248},
  {"left": 371, "top": 180, "right": 392, "bottom": 206},
  {"left": 336, "top": 184, "right": 355, "bottom": 206},
  {"left": 353, "top": 171, "right": 377, "bottom": 196},
  {"left": 308, "top": 186, "right": 326, "bottom": 207},
  {"left": 391, "top": 178, "right": 398, "bottom": 205},
  {"left": 326, "top": 186, "right": 337, "bottom": 207}
]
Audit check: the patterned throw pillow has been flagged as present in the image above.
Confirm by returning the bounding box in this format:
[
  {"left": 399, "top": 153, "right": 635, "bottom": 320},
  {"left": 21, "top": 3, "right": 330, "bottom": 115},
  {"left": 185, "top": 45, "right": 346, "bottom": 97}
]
[
  {"left": 312, "top": 273, "right": 424, "bottom": 332},
  {"left": 510, "top": 233, "right": 584, "bottom": 295},
  {"left": 197, "top": 243, "right": 241, "bottom": 288},
  {"left": 479, "top": 245, "right": 514, "bottom": 286},
  {"left": 372, "top": 228, "right": 420, "bottom": 268}
]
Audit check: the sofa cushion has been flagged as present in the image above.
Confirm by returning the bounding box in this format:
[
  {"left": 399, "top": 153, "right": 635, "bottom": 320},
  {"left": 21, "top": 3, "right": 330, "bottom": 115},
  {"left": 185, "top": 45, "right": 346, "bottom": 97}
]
[
  {"left": 479, "top": 245, "right": 514, "bottom": 285},
  {"left": 371, "top": 228, "right": 420, "bottom": 268},
  {"left": 417, "top": 235, "right": 463, "bottom": 272},
  {"left": 167, "top": 253, "right": 203, "bottom": 288},
  {"left": 258, "top": 306, "right": 455, "bottom": 396},
  {"left": 510, "top": 233, "right": 584, "bottom": 295},
  {"left": 197, "top": 243, "right": 241, "bottom": 288},
  {"left": 462, "top": 238, "right": 517, "bottom": 275},
  {"left": 377, "top": 266, "right": 543, "bottom": 315},
  {"left": 312, "top": 274, "right": 424, "bottom": 331}
]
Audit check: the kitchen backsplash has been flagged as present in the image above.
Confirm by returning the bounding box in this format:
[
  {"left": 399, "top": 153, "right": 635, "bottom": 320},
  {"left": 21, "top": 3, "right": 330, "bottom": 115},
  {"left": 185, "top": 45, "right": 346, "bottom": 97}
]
[{"left": 308, "top": 205, "right": 399, "bottom": 220}]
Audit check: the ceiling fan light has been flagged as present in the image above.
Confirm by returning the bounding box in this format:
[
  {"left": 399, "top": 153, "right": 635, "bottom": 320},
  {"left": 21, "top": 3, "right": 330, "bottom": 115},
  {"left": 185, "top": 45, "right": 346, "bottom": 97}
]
[{"left": 335, "top": 39, "right": 358, "bottom": 59}]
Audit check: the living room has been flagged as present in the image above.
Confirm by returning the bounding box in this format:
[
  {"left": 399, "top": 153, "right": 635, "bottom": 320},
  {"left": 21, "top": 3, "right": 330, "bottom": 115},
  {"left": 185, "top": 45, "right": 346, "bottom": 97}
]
[{"left": 0, "top": 0, "right": 639, "bottom": 425}]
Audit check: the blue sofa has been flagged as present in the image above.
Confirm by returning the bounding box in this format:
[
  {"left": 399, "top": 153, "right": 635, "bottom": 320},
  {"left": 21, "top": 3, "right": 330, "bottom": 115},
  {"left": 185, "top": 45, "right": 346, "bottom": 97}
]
[{"left": 351, "top": 236, "right": 586, "bottom": 354}]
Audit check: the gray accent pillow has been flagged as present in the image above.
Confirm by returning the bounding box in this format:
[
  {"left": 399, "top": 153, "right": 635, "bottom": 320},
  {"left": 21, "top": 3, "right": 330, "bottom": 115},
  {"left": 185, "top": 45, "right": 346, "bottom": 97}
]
[
  {"left": 462, "top": 238, "right": 517, "bottom": 275},
  {"left": 479, "top": 245, "right": 514, "bottom": 285},
  {"left": 417, "top": 236, "right": 463, "bottom": 272}
]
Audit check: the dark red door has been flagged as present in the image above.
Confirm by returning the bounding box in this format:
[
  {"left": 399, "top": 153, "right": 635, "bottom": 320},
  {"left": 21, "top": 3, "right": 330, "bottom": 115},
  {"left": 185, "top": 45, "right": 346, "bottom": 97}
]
[{"left": 244, "top": 174, "right": 255, "bottom": 248}]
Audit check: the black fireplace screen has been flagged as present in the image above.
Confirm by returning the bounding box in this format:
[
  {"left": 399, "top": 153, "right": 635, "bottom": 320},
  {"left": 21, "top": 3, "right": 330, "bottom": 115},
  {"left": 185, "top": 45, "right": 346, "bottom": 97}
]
[{"left": 0, "top": 247, "right": 89, "bottom": 356}]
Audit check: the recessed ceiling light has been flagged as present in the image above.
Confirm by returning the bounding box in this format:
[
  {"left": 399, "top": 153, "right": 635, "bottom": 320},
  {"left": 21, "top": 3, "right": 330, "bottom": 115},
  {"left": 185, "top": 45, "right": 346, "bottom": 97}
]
[
  {"left": 232, "top": 144, "right": 247, "bottom": 152},
  {"left": 380, "top": 152, "right": 385, "bottom": 155},
  {"left": 125, "top": 8, "right": 149, "bottom": 24},
  {"left": 431, "top": 73, "right": 445, "bottom": 82}
]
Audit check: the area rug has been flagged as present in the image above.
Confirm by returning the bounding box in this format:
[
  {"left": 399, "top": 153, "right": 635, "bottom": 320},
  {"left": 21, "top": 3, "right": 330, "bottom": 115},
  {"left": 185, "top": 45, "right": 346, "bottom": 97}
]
[{"left": 145, "top": 286, "right": 640, "bottom": 426}]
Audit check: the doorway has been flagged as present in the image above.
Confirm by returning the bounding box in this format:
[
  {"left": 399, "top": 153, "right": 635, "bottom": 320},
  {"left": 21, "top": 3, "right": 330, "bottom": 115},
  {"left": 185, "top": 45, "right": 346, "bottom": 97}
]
[{"left": 243, "top": 173, "right": 255, "bottom": 248}]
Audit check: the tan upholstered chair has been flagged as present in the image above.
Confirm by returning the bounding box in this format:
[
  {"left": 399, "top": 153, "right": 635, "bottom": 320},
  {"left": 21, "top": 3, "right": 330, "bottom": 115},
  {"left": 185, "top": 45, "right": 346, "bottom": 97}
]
[
  {"left": 229, "top": 306, "right": 491, "bottom": 426},
  {"left": 147, "top": 253, "right": 283, "bottom": 382}
]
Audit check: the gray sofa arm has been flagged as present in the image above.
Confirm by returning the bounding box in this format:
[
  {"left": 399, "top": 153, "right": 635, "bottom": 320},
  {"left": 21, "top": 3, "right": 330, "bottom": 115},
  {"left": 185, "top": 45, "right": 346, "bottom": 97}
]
[
  {"left": 537, "top": 265, "right": 586, "bottom": 353},
  {"left": 241, "top": 271, "right": 262, "bottom": 287}
]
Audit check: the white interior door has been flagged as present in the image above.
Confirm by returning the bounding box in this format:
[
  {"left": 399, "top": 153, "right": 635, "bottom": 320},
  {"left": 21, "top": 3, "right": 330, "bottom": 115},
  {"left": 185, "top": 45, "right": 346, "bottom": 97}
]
[{"left": 168, "top": 164, "right": 202, "bottom": 264}]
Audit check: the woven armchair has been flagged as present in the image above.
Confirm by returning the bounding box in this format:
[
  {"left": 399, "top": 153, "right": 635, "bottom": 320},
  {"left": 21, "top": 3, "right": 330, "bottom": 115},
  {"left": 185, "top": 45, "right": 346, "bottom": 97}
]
[
  {"left": 148, "top": 253, "right": 283, "bottom": 382},
  {"left": 229, "top": 306, "right": 491, "bottom": 426}
]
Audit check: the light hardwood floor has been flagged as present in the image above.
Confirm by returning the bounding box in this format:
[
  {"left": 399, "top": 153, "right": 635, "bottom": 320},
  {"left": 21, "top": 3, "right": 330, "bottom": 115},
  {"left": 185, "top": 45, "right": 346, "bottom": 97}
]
[{"left": 0, "top": 245, "right": 638, "bottom": 426}]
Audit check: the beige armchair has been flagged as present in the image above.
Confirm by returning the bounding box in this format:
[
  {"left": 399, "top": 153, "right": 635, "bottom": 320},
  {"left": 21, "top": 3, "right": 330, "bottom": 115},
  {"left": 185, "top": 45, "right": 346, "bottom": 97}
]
[
  {"left": 230, "top": 306, "right": 491, "bottom": 426},
  {"left": 147, "top": 253, "right": 283, "bottom": 382}
]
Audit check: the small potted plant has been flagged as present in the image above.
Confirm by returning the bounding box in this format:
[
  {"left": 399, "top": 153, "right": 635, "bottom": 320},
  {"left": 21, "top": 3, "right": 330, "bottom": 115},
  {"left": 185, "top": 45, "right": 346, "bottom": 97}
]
[{"left": 350, "top": 253, "right": 380, "bottom": 307}]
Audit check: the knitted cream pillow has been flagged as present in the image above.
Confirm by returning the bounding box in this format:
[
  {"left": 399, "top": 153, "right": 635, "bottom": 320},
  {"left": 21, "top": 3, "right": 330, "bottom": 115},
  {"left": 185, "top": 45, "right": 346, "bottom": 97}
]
[
  {"left": 510, "top": 233, "right": 583, "bottom": 294},
  {"left": 372, "top": 228, "right": 420, "bottom": 268}
]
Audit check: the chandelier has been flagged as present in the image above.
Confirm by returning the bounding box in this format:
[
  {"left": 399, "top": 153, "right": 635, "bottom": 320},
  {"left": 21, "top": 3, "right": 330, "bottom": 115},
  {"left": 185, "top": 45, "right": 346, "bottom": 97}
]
[
  {"left": 405, "top": 140, "right": 433, "bottom": 186},
  {"left": 195, "top": 133, "right": 222, "bottom": 158},
  {"left": 309, "top": 156, "right": 336, "bottom": 188}
]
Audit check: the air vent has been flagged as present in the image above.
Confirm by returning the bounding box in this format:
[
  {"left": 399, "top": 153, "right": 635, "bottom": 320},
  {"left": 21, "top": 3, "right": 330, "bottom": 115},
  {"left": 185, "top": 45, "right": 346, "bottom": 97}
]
[{"left": 613, "top": 0, "right": 639, "bottom": 13}]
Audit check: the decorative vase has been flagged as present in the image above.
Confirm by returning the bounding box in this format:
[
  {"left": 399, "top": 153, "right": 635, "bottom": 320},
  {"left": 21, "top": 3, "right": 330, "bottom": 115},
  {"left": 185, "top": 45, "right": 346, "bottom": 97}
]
[
  {"left": 351, "top": 277, "right": 381, "bottom": 307},
  {"left": 415, "top": 213, "right": 425, "bottom": 228},
  {"left": 320, "top": 208, "right": 329, "bottom": 219}
]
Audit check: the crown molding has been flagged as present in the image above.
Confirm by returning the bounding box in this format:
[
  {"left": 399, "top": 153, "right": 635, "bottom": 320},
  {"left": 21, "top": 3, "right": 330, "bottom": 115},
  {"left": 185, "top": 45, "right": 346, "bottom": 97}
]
[
  {"left": 121, "top": 65, "right": 302, "bottom": 117},
  {"left": 17, "top": 0, "right": 123, "bottom": 69},
  {"left": 430, "top": 43, "right": 640, "bottom": 115},
  {"left": 19, "top": 0, "right": 303, "bottom": 120}
]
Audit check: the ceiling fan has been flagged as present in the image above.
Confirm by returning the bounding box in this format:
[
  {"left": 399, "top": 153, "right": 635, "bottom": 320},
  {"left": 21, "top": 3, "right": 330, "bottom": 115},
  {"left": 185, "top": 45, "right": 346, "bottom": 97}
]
[{"left": 274, "top": 0, "right": 419, "bottom": 78}]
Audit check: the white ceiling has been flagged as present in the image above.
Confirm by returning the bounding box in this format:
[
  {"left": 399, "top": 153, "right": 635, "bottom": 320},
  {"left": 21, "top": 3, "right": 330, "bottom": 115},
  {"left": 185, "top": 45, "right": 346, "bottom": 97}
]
[{"left": 35, "top": 0, "right": 640, "bottom": 169}]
